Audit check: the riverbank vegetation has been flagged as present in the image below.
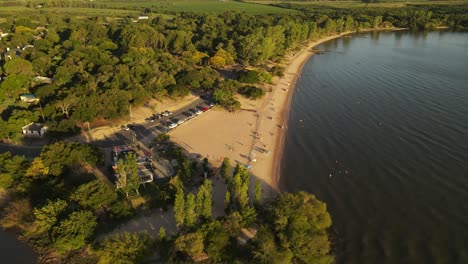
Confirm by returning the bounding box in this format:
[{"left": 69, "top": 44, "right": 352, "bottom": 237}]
[
  {"left": 0, "top": 143, "right": 334, "bottom": 263},
  {"left": 0, "top": 2, "right": 466, "bottom": 143}
]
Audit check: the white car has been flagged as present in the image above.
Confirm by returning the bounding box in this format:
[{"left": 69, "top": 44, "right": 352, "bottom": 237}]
[
  {"left": 168, "top": 122, "right": 177, "bottom": 129},
  {"left": 176, "top": 119, "right": 185, "bottom": 125},
  {"left": 195, "top": 109, "right": 202, "bottom": 115},
  {"left": 121, "top": 125, "right": 130, "bottom": 131}
]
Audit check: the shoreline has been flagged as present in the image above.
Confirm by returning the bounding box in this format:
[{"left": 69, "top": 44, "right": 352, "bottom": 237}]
[
  {"left": 270, "top": 27, "right": 408, "bottom": 192},
  {"left": 169, "top": 28, "right": 406, "bottom": 198}
]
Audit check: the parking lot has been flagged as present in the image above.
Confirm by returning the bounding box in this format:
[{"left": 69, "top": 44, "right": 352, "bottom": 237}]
[{"left": 123, "top": 98, "right": 215, "bottom": 146}]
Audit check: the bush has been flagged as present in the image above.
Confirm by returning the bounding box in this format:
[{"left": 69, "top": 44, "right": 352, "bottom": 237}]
[
  {"left": 167, "top": 85, "right": 190, "bottom": 98},
  {"left": 109, "top": 198, "right": 135, "bottom": 220},
  {"left": 238, "top": 70, "right": 272, "bottom": 84},
  {"left": 270, "top": 65, "right": 285, "bottom": 77},
  {"left": 238, "top": 86, "right": 266, "bottom": 100},
  {"left": 154, "top": 133, "right": 170, "bottom": 143}
]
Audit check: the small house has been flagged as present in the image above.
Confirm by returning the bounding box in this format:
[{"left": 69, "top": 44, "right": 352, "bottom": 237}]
[
  {"left": 34, "top": 76, "right": 53, "bottom": 84},
  {"left": 22, "top": 122, "right": 47, "bottom": 137},
  {"left": 19, "top": 94, "right": 39, "bottom": 103}
]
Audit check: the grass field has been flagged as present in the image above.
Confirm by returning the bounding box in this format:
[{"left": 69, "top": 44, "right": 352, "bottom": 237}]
[
  {"left": 248, "top": 0, "right": 468, "bottom": 8},
  {"left": 160, "top": 0, "right": 296, "bottom": 13},
  {"left": 0, "top": 0, "right": 465, "bottom": 18},
  {"left": 0, "top": 6, "right": 141, "bottom": 17},
  {"left": 0, "top": 0, "right": 296, "bottom": 16}
]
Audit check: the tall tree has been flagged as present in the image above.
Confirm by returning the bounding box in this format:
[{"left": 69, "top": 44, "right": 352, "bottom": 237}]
[
  {"left": 201, "top": 180, "right": 212, "bottom": 220},
  {"left": 231, "top": 164, "right": 250, "bottom": 210},
  {"left": 52, "top": 210, "right": 97, "bottom": 253},
  {"left": 254, "top": 180, "right": 262, "bottom": 206},
  {"left": 220, "top": 157, "right": 231, "bottom": 182},
  {"left": 71, "top": 180, "right": 117, "bottom": 209},
  {"left": 174, "top": 188, "right": 185, "bottom": 228},
  {"left": 185, "top": 193, "right": 197, "bottom": 228},
  {"left": 117, "top": 152, "right": 140, "bottom": 196},
  {"left": 266, "top": 192, "right": 334, "bottom": 264},
  {"left": 174, "top": 232, "right": 205, "bottom": 260},
  {"left": 95, "top": 232, "right": 153, "bottom": 264},
  {"left": 30, "top": 199, "right": 67, "bottom": 236}
]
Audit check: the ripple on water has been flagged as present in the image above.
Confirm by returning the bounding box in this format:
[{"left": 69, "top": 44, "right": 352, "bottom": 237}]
[{"left": 282, "top": 31, "right": 468, "bottom": 264}]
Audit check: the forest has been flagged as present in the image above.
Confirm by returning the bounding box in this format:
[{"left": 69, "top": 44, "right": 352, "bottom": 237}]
[
  {"left": 0, "top": 142, "right": 334, "bottom": 263},
  {"left": 0, "top": 3, "right": 467, "bottom": 143},
  {"left": 1, "top": 1, "right": 467, "bottom": 263}
]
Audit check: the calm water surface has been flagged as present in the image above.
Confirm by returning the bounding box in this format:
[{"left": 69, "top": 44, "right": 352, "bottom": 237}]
[
  {"left": 0, "top": 229, "right": 36, "bottom": 263},
  {"left": 281, "top": 31, "right": 468, "bottom": 264}
]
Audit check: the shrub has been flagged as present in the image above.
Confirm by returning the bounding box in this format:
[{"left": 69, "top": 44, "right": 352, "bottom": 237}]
[
  {"left": 238, "top": 85, "right": 266, "bottom": 100},
  {"left": 270, "top": 65, "right": 285, "bottom": 77},
  {"left": 238, "top": 70, "right": 272, "bottom": 84}
]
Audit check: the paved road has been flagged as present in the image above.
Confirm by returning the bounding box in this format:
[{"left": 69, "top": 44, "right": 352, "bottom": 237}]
[
  {"left": 93, "top": 98, "right": 212, "bottom": 148},
  {"left": 0, "top": 98, "right": 213, "bottom": 158}
]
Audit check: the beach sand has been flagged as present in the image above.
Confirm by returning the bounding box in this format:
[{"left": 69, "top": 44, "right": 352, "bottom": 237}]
[{"left": 170, "top": 33, "right": 355, "bottom": 198}]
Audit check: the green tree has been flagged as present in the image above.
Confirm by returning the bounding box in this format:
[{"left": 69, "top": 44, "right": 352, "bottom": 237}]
[
  {"left": 0, "top": 152, "right": 29, "bottom": 188},
  {"left": 231, "top": 164, "right": 250, "bottom": 210},
  {"left": 71, "top": 180, "right": 117, "bottom": 209},
  {"left": 267, "top": 192, "right": 334, "bottom": 264},
  {"left": 179, "top": 158, "right": 192, "bottom": 184},
  {"left": 40, "top": 142, "right": 102, "bottom": 176},
  {"left": 224, "top": 190, "right": 231, "bottom": 213},
  {"left": 220, "top": 157, "right": 231, "bottom": 181},
  {"left": 174, "top": 232, "right": 205, "bottom": 260},
  {"left": 174, "top": 188, "right": 185, "bottom": 228},
  {"left": 204, "top": 221, "right": 232, "bottom": 262},
  {"left": 95, "top": 232, "right": 153, "bottom": 264},
  {"left": 52, "top": 210, "right": 97, "bottom": 253},
  {"left": 0, "top": 74, "right": 31, "bottom": 100},
  {"left": 254, "top": 180, "right": 262, "bottom": 206},
  {"left": 185, "top": 193, "right": 197, "bottom": 228},
  {"left": 252, "top": 226, "right": 293, "bottom": 264},
  {"left": 4, "top": 58, "right": 34, "bottom": 76},
  {"left": 117, "top": 152, "right": 140, "bottom": 196},
  {"left": 158, "top": 227, "right": 166, "bottom": 241},
  {"left": 195, "top": 179, "right": 212, "bottom": 220},
  {"left": 30, "top": 199, "right": 67, "bottom": 236}
]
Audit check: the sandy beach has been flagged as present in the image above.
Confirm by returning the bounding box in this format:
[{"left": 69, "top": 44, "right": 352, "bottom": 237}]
[{"left": 170, "top": 32, "right": 364, "bottom": 197}]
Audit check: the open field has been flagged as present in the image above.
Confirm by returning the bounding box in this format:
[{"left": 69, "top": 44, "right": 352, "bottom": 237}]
[
  {"left": 0, "top": 6, "right": 141, "bottom": 16},
  {"left": 248, "top": 0, "right": 468, "bottom": 8},
  {"left": 152, "top": 0, "right": 296, "bottom": 13},
  {"left": 0, "top": 0, "right": 296, "bottom": 15}
]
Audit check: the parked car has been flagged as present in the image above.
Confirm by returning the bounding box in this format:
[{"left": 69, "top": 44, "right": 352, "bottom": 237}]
[
  {"left": 208, "top": 102, "right": 215, "bottom": 108},
  {"left": 161, "top": 111, "right": 169, "bottom": 117},
  {"left": 202, "top": 107, "right": 209, "bottom": 112},
  {"left": 195, "top": 108, "right": 202, "bottom": 115},
  {"left": 166, "top": 110, "right": 173, "bottom": 115},
  {"left": 167, "top": 122, "right": 177, "bottom": 129},
  {"left": 176, "top": 119, "right": 185, "bottom": 125},
  {"left": 187, "top": 112, "right": 196, "bottom": 119},
  {"left": 121, "top": 125, "right": 130, "bottom": 131},
  {"left": 145, "top": 117, "right": 155, "bottom": 122}
]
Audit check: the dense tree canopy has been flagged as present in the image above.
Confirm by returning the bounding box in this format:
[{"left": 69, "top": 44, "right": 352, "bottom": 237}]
[
  {"left": 94, "top": 232, "right": 153, "bottom": 264},
  {"left": 2, "top": 5, "right": 464, "bottom": 141}
]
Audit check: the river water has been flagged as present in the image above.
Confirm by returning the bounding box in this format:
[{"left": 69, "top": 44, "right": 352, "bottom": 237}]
[
  {"left": 0, "top": 230, "right": 36, "bottom": 263},
  {"left": 281, "top": 30, "right": 468, "bottom": 264}
]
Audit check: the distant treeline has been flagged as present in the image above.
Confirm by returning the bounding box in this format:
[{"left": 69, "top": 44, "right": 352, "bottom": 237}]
[
  {"left": 274, "top": 3, "right": 468, "bottom": 30},
  {"left": 0, "top": 5, "right": 466, "bottom": 142}
]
